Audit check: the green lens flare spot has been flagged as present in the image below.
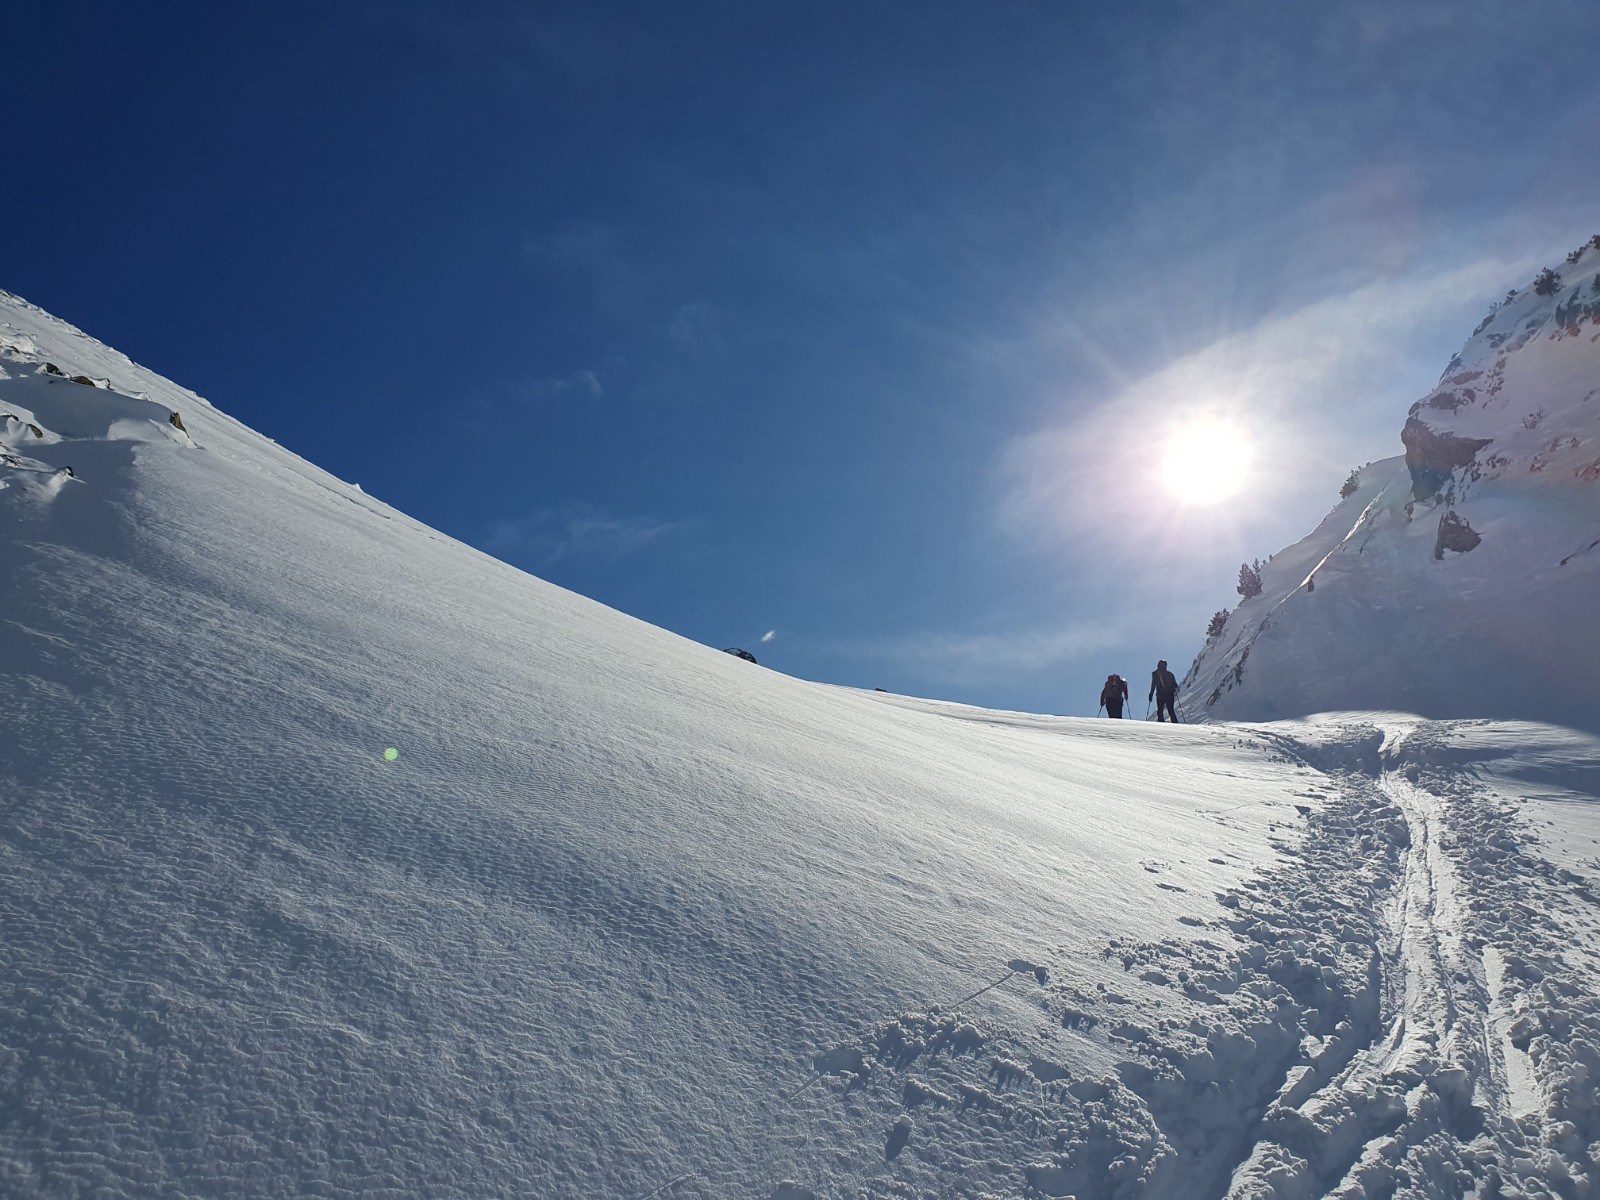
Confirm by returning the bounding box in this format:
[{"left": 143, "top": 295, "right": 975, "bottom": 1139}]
[{"left": 384, "top": 747, "right": 399, "bottom": 762}]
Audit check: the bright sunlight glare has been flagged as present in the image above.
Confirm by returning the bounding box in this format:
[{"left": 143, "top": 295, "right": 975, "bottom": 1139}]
[{"left": 1160, "top": 419, "right": 1254, "bottom": 505}]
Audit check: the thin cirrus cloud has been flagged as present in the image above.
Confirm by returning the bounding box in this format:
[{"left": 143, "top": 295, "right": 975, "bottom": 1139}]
[
  {"left": 482, "top": 503, "right": 684, "bottom": 567},
  {"left": 522, "top": 221, "right": 640, "bottom": 316},
  {"left": 830, "top": 624, "right": 1122, "bottom": 688},
  {"left": 516, "top": 369, "right": 603, "bottom": 404}
]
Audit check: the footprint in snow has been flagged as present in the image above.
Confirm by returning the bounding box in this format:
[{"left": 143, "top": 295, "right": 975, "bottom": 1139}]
[
  {"left": 814, "top": 1046, "right": 864, "bottom": 1076},
  {"left": 885, "top": 1116, "right": 913, "bottom": 1161},
  {"left": 1007, "top": 958, "right": 1050, "bottom": 984},
  {"left": 1029, "top": 1058, "right": 1070, "bottom": 1083}
]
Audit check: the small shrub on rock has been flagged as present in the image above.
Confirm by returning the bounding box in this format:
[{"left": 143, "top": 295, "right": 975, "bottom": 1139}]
[
  {"left": 1534, "top": 268, "right": 1563, "bottom": 296},
  {"left": 1340, "top": 469, "right": 1360, "bottom": 499},
  {"left": 1206, "top": 609, "right": 1229, "bottom": 638}
]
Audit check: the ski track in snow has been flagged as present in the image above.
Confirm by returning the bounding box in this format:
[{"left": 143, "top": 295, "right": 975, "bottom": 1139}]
[{"left": 772, "top": 718, "right": 1600, "bottom": 1200}]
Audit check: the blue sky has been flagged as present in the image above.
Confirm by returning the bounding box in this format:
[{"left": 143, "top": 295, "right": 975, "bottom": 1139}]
[{"left": 7, "top": 0, "right": 1600, "bottom": 715}]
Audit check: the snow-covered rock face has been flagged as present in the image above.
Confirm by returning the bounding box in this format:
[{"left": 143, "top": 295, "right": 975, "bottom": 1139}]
[
  {"left": 1185, "top": 241, "right": 1600, "bottom": 730},
  {"left": 1407, "top": 242, "right": 1600, "bottom": 504}
]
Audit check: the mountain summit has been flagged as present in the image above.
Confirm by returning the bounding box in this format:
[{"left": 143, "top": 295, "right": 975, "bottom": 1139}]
[{"left": 1184, "top": 241, "right": 1600, "bottom": 730}]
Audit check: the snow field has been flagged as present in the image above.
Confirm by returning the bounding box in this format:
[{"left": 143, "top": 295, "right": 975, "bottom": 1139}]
[{"left": 3, "top": 292, "right": 1599, "bottom": 1197}]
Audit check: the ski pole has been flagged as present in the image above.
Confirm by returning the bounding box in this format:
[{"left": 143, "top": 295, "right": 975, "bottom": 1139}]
[{"left": 1145, "top": 698, "right": 1153, "bottom": 720}]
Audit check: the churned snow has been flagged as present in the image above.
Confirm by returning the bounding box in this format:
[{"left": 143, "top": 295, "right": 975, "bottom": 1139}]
[{"left": 3, "top": 289, "right": 1599, "bottom": 1198}]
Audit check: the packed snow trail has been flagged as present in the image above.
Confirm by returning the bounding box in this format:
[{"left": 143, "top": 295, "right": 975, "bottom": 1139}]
[
  {"left": 4, "top": 292, "right": 1600, "bottom": 1198},
  {"left": 1201, "top": 719, "right": 1600, "bottom": 1200}
]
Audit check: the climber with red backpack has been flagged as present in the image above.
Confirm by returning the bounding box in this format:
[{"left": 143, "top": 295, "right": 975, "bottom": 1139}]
[{"left": 1099, "top": 673, "right": 1130, "bottom": 718}]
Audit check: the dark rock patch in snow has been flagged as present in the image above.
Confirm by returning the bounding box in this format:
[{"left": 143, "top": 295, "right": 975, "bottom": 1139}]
[
  {"left": 1401, "top": 416, "right": 1493, "bottom": 500},
  {"left": 1434, "top": 509, "right": 1482, "bottom": 559}
]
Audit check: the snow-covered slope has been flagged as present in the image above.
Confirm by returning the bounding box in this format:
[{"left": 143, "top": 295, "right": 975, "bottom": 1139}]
[
  {"left": 3, "top": 290, "right": 1599, "bottom": 1198},
  {"left": 1185, "top": 241, "right": 1600, "bottom": 731}
]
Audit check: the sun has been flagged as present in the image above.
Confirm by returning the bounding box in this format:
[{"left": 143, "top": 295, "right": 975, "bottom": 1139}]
[{"left": 1159, "top": 419, "right": 1253, "bottom": 505}]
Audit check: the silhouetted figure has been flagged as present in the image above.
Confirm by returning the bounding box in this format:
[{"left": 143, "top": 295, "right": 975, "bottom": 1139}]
[
  {"left": 1149, "top": 659, "right": 1179, "bottom": 723},
  {"left": 1100, "top": 673, "right": 1129, "bottom": 718}
]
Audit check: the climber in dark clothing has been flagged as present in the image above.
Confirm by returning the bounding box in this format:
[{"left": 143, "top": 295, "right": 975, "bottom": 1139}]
[
  {"left": 1100, "top": 674, "right": 1129, "bottom": 718},
  {"left": 1150, "top": 660, "right": 1179, "bottom": 723}
]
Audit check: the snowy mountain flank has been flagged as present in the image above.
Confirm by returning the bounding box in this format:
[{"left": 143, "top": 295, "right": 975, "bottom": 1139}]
[
  {"left": 3, "top": 288, "right": 1599, "bottom": 1199},
  {"left": 1185, "top": 242, "right": 1600, "bottom": 732}
]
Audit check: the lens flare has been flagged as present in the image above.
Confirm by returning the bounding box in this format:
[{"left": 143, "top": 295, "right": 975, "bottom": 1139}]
[
  {"left": 1159, "top": 419, "right": 1253, "bottom": 505},
  {"left": 384, "top": 747, "right": 399, "bottom": 762}
]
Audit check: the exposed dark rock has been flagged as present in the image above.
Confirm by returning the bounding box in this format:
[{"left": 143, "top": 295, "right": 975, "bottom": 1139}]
[
  {"left": 69, "top": 374, "right": 97, "bottom": 387},
  {"left": 1434, "top": 510, "right": 1482, "bottom": 560},
  {"left": 722, "top": 647, "right": 757, "bottom": 664},
  {"left": 1421, "top": 389, "right": 1473, "bottom": 412},
  {"left": 41, "top": 362, "right": 64, "bottom": 377},
  {"left": 1401, "top": 417, "right": 1492, "bottom": 500},
  {"left": 169, "top": 411, "right": 188, "bottom": 433}
]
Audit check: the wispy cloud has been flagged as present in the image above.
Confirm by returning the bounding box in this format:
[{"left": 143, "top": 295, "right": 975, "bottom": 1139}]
[
  {"left": 668, "top": 302, "right": 726, "bottom": 359},
  {"left": 514, "top": 369, "right": 604, "bottom": 405},
  {"left": 759, "top": 629, "right": 776, "bottom": 643},
  {"left": 830, "top": 624, "right": 1121, "bottom": 687},
  {"left": 483, "top": 503, "right": 684, "bottom": 567},
  {"left": 522, "top": 221, "right": 640, "bottom": 315}
]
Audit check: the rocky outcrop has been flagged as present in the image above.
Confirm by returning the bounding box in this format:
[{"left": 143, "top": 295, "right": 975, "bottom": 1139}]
[
  {"left": 1401, "top": 416, "right": 1491, "bottom": 500},
  {"left": 1434, "top": 510, "right": 1481, "bottom": 559}
]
